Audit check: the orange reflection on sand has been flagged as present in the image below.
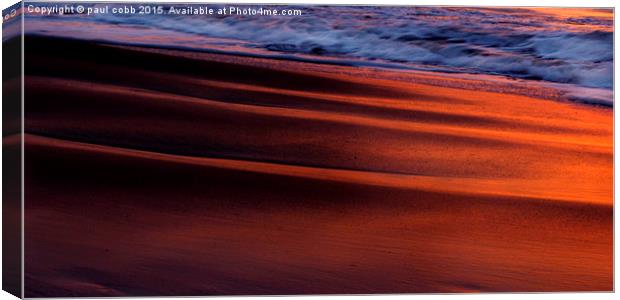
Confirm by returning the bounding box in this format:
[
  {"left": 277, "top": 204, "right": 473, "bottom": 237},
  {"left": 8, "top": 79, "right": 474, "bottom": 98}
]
[{"left": 23, "top": 38, "right": 613, "bottom": 296}]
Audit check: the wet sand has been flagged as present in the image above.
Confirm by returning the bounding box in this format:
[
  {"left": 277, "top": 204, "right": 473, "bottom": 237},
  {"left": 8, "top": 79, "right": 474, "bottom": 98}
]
[{"left": 23, "top": 36, "right": 612, "bottom": 296}]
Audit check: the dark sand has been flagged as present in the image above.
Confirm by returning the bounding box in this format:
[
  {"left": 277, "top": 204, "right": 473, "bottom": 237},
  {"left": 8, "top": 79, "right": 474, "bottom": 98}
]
[{"left": 22, "top": 36, "right": 612, "bottom": 296}]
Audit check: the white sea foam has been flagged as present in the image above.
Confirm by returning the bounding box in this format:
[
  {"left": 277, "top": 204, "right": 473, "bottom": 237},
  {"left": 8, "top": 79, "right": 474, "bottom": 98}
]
[{"left": 25, "top": 5, "right": 614, "bottom": 103}]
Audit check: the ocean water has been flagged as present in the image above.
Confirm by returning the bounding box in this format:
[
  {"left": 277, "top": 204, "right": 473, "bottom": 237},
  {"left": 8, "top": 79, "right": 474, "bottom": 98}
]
[{"left": 22, "top": 4, "right": 613, "bottom": 104}]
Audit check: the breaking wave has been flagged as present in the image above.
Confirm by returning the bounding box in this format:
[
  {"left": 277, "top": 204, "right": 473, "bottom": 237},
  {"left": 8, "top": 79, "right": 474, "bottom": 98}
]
[{"left": 25, "top": 5, "right": 613, "bottom": 100}]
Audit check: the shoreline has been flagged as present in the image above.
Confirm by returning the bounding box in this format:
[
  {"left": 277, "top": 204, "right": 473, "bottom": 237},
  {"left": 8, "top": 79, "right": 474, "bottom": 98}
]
[{"left": 19, "top": 34, "right": 614, "bottom": 107}]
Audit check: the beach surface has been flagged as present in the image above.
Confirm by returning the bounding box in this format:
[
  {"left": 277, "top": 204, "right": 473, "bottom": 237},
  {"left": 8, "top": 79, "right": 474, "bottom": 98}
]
[{"left": 23, "top": 36, "right": 612, "bottom": 296}]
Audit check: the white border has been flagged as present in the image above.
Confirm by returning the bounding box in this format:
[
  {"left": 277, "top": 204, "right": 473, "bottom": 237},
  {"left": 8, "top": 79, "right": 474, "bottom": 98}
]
[{"left": 0, "top": 1, "right": 616, "bottom": 300}]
